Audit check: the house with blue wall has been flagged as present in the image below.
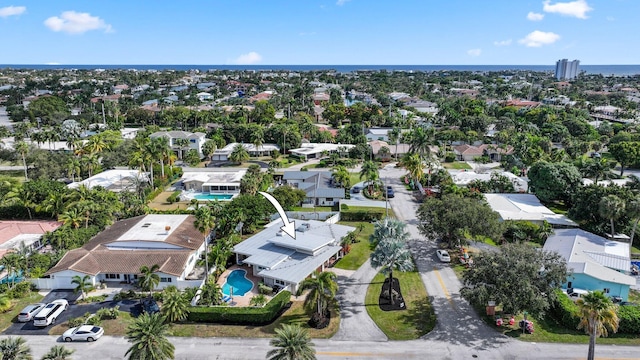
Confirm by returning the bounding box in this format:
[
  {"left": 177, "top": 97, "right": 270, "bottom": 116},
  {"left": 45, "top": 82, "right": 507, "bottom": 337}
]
[{"left": 543, "top": 228, "right": 636, "bottom": 300}]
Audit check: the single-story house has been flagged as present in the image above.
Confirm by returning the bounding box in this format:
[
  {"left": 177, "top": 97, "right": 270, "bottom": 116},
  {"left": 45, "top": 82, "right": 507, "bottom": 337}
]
[
  {"left": 40, "top": 214, "right": 207, "bottom": 290},
  {"left": 453, "top": 144, "right": 514, "bottom": 162},
  {"left": 233, "top": 219, "right": 355, "bottom": 292},
  {"left": 0, "top": 220, "right": 62, "bottom": 259},
  {"left": 484, "top": 193, "right": 577, "bottom": 228},
  {"left": 365, "top": 128, "right": 393, "bottom": 142},
  {"left": 288, "top": 143, "right": 354, "bottom": 161},
  {"left": 543, "top": 228, "right": 636, "bottom": 300},
  {"left": 282, "top": 171, "right": 346, "bottom": 207},
  {"left": 67, "top": 169, "right": 149, "bottom": 192},
  {"left": 211, "top": 142, "right": 280, "bottom": 161},
  {"left": 451, "top": 170, "right": 528, "bottom": 192},
  {"left": 180, "top": 169, "right": 246, "bottom": 194}
]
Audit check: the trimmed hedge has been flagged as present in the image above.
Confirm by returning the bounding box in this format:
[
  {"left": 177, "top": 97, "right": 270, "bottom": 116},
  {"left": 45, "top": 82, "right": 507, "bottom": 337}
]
[
  {"left": 186, "top": 290, "right": 291, "bottom": 325},
  {"left": 340, "top": 209, "right": 385, "bottom": 221},
  {"left": 619, "top": 305, "right": 640, "bottom": 334},
  {"left": 549, "top": 289, "right": 580, "bottom": 329}
]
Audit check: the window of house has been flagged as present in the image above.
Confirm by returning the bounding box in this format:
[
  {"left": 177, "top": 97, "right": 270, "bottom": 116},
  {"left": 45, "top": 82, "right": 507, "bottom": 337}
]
[
  {"left": 603, "top": 288, "right": 610, "bottom": 293},
  {"left": 325, "top": 198, "right": 333, "bottom": 202},
  {"left": 105, "top": 274, "right": 120, "bottom": 279},
  {"left": 189, "top": 139, "right": 196, "bottom": 143},
  {"left": 275, "top": 279, "right": 285, "bottom": 286},
  {"left": 160, "top": 277, "right": 172, "bottom": 283}
]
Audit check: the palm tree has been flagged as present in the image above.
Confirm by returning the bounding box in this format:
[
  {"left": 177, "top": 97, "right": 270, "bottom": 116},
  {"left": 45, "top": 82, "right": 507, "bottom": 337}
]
[
  {"left": 57, "top": 208, "right": 83, "bottom": 229},
  {"left": 174, "top": 138, "right": 189, "bottom": 160},
  {"left": 577, "top": 291, "right": 619, "bottom": 360},
  {"left": 125, "top": 312, "right": 175, "bottom": 360},
  {"left": 399, "top": 153, "right": 425, "bottom": 188},
  {"left": 378, "top": 146, "right": 391, "bottom": 161},
  {"left": 599, "top": 195, "right": 625, "bottom": 239},
  {"left": 266, "top": 323, "right": 316, "bottom": 360},
  {"left": 14, "top": 141, "right": 29, "bottom": 181},
  {"left": 194, "top": 206, "right": 215, "bottom": 283},
  {"left": 296, "top": 271, "right": 338, "bottom": 326},
  {"left": 161, "top": 286, "right": 190, "bottom": 323},
  {"left": 627, "top": 197, "right": 640, "bottom": 253},
  {"left": 41, "top": 345, "right": 75, "bottom": 360},
  {"left": 388, "top": 127, "right": 401, "bottom": 160},
  {"left": 332, "top": 165, "right": 351, "bottom": 190},
  {"left": 138, "top": 264, "right": 161, "bottom": 297},
  {"left": 71, "top": 274, "right": 93, "bottom": 300},
  {"left": 229, "top": 143, "right": 249, "bottom": 164},
  {"left": 198, "top": 278, "right": 223, "bottom": 306},
  {"left": 5, "top": 185, "right": 35, "bottom": 219},
  {"left": 0, "top": 336, "right": 32, "bottom": 360},
  {"left": 201, "top": 139, "right": 217, "bottom": 162},
  {"left": 359, "top": 160, "right": 379, "bottom": 193},
  {"left": 408, "top": 126, "right": 434, "bottom": 160},
  {"left": 369, "top": 218, "right": 414, "bottom": 304}
]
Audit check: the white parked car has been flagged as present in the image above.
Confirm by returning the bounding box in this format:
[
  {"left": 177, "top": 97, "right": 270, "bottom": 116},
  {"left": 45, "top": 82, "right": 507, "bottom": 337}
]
[
  {"left": 562, "top": 288, "right": 589, "bottom": 301},
  {"left": 436, "top": 249, "right": 451, "bottom": 263},
  {"left": 17, "top": 303, "right": 46, "bottom": 322},
  {"left": 33, "top": 299, "right": 68, "bottom": 327},
  {"left": 63, "top": 325, "right": 104, "bottom": 342}
]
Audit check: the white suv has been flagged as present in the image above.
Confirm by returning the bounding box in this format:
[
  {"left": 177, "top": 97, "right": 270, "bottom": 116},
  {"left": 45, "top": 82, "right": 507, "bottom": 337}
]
[{"left": 33, "top": 299, "right": 68, "bottom": 327}]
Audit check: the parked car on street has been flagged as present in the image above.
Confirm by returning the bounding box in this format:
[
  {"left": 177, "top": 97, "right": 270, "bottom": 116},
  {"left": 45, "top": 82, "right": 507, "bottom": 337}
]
[
  {"left": 17, "top": 303, "right": 46, "bottom": 322},
  {"left": 33, "top": 299, "right": 68, "bottom": 327},
  {"left": 352, "top": 186, "right": 361, "bottom": 193},
  {"left": 436, "top": 249, "right": 451, "bottom": 262},
  {"left": 63, "top": 325, "right": 104, "bottom": 342},
  {"left": 562, "top": 288, "right": 589, "bottom": 301},
  {"left": 386, "top": 186, "right": 395, "bottom": 198}
]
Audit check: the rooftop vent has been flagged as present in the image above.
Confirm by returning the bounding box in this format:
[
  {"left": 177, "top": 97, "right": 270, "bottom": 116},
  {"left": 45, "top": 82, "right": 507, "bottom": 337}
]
[
  {"left": 276, "top": 230, "right": 283, "bottom": 237},
  {"left": 141, "top": 223, "right": 151, "bottom": 228},
  {"left": 296, "top": 223, "right": 311, "bottom": 232}
]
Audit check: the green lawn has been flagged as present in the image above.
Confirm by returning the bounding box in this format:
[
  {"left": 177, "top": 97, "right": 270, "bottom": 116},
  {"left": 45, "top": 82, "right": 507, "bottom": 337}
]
[
  {"left": 349, "top": 173, "right": 363, "bottom": 187},
  {"left": 333, "top": 222, "right": 374, "bottom": 270},
  {"left": 291, "top": 206, "right": 334, "bottom": 212},
  {"left": 0, "top": 292, "right": 45, "bottom": 332},
  {"left": 545, "top": 201, "right": 569, "bottom": 215},
  {"left": 441, "top": 162, "right": 472, "bottom": 170},
  {"left": 365, "top": 271, "right": 435, "bottom": 340}
]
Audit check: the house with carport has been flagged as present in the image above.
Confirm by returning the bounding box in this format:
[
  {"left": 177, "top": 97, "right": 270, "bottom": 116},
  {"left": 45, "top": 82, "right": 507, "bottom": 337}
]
[
  {"left": 38, "top": 214, "right": 207, "bottom": 291},
  {"left": 543, "top": 228, "right": 636, "bottom": 301},
  {"left": 233, "top": 219, "right": 355, "bottom": 292}
]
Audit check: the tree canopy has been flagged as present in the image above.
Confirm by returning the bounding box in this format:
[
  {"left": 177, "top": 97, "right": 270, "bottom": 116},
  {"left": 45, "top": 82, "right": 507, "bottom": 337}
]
[{"left": 461, "top": 242, "right": 569, "bottom": 316}]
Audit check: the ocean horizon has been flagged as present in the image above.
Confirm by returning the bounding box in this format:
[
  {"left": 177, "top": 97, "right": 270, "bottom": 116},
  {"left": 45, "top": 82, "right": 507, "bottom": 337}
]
[{"left": 2, "top": 64, "right": 640, "bottom": 76}]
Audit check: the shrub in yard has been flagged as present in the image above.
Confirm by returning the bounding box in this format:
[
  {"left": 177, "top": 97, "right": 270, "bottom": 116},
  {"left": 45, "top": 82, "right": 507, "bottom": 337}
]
[
  {"left": 85, "top": 314, "right": 102, "bottom": 326},
  {"left": 618, "top": 305, "right": 640, "bottom": 334},
  {"left": 166, "top": 191, "right": 182, "bottom": 204},
  {"left": 67, "top": 317, "right": 85, "bottom": 328},
  {"left": 258, "top": 283, "right": 273, "bottom": 295},
  {"left": 444, "top": 152, "right": 456, "bottom": 163},
  {"left": 96, "top": 306, "right": 120, "bottom": 320},
  {"left": 549, "top": 289, "right": 580, "bottom": 329},
  {"left": 250, "top": 294, "right": 267, "bottom": 307}
]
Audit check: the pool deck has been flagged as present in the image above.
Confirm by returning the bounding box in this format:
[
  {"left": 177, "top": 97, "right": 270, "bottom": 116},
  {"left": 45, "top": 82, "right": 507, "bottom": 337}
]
[{"left": 217, "top": 265, "right": 270, "bottom": 307}]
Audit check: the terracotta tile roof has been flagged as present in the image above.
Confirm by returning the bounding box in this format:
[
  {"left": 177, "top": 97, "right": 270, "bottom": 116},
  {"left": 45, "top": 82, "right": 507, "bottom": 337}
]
[{"left": 0, "top": 220, "right": 62, "bottom": 246}]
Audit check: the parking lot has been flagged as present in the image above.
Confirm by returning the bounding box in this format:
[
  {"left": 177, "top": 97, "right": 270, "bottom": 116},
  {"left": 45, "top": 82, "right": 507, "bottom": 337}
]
[{"left": 3, "top": 290, "right": 138, "bottom": 336}]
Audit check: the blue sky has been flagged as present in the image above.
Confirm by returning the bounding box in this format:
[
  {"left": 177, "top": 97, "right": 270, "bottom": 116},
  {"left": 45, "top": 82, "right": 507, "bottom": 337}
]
[{"left": 0, "top": 0, "right": 636, "bottom": 65}]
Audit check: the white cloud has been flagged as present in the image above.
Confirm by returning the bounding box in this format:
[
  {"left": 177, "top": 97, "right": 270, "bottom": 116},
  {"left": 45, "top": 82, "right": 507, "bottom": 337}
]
[
  {"left": 518, "top": 30, "right": 561, "bottom": 47},
  {"left": 494, "top": 39, "right": 512, "bottom": 46},
  {"left": 0, "top": 6, "right": 26, "bottom": 18},
  {"left": 232, "top": 52, "right": 262, "bottom": 65},
  {"left": 543, "top": 0, "right": 593, "bottom": 19},
  {"left": 527, "top": 12, "right": 544, "bottom": 21},
  {"left": 44, "top": 11, "right": 113, "bottom": 34},
  {"left": 336, "top": 0, "right": 351, "bottom": 5},
  {"left": 467, "top": 49, "right": 481, "bottom": 57}
]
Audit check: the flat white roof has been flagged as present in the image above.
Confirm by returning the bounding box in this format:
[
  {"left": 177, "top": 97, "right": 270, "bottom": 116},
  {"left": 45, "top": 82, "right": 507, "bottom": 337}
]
[
  {"left": 116, "top": 214, "right": 189, "bottom": 242},
  {"left": 181, "top": 170, "right": 246, "bottom": 185},
  {"left": 484, "top": 193, "right": 577, "bottom": 227},
  {"left": 68, "top": 169, "right": 148, "bottom": 191}
]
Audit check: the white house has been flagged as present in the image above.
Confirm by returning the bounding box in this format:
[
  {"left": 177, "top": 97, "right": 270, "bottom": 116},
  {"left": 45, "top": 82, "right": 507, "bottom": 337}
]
[
  {"left": 211, "top": 142, "right": 280, "bottom": 161},
  {"left": 282, "top": 171, "right": 346, "bottom": 207},
  {"left": 40, "top": 214, "right": 207, "bottom": 290},
  {"left": 150, "top": 130, "right": 207, "bottom": 158},
  {"left": 365, "top": 128, "right": 393, "bottom": 142},
  {"left": 288, "top": 143, "right": 354, "bottom": 161},
  {"left": 67, "top": 169, "right": 148, "bottom": 192},
  {"left": 233, "top": 219, "right": 355, "bottom": 292},
  {"left": 544, "top": 228, "right": 636, "bottom": 300},
  {"left": 484, "top": 193, "right": 577, "bottom": 228},
  {"left": 180, "top": 169, "right": 246, "bottom": 194}
]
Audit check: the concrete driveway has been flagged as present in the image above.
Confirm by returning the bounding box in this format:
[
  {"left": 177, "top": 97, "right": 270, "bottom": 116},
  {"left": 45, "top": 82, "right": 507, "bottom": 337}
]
[{"left": 3, "top": 291, "right": 137, "bottom": 336}]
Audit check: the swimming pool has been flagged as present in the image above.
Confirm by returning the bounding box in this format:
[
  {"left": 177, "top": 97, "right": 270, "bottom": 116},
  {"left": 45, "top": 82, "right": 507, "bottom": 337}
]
[
  {"left": 222, "top": 269, "right": 254, "bottom": 296},
  {"left": 192, "top": 193, "right": 234, "bottom": 201}
]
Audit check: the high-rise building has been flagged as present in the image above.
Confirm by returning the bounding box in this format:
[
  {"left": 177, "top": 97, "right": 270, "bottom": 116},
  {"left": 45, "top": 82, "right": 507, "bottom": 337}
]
[{"left": 555, "top": 59, "right": 580, "bottom": 80}]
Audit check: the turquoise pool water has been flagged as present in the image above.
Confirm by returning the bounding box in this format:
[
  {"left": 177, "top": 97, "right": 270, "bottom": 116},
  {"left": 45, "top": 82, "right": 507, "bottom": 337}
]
[
  {"left": 193, "top": 193, "right": 234, "bottom": 201},
  {"left": 222, "top": 269, "right": 253, "bottom": 296}
]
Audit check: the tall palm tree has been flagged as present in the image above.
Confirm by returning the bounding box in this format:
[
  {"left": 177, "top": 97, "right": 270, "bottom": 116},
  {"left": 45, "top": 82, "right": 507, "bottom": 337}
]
[
  {"left": 161, "top": 286, "right": 190, "bottom": 323},
  {"left": 266, "top": 324, "right": 316, "bottom": 360},
  {"left": 408, "top": 126, "right": 434, "bottom": 160},
  {"left": 194, "top": 207, "right": 215, "bottom": 283},
  {"left": 577, "top": 291, "right": 619, "bottom": 360},
  {"left": 71, "top": 274, "right": 92, "bottom": 300},
  {"left": 201, "top": 139, "right": 217, "bottom": 162},
  {"left": 5, "top": 185, "right": 35, "bottom": 219},
  {"left": 14, "top": 141, "right": 29, "bottom": 181},
  {"left": 41, "top": 345, "right": 75, "bottom": 360},
  {"left": 0, "top": 336, "right": 32, "bottom": 360},
  {"left": 173, "top": 138, "right": 189, "bottom": 160},
  {"left": 229, "top": 143, "right": 249, "bottom": 164},
  {"left": 399, "top": 153, "right": 425, "bottom": 188},
  {"left": 58, "top": 208, "right": 83, "bottom": 229},
  {"left": 627, "top": 197, "right": 640, "bottom": 253},
  {"left": 296, "top": 271, "right": 338, "bottom": 325},
  {"left": 598, "top": 195, "right": 625, "bottom": 239},
  {"left": 359, "top": 160, "right": 379, "bottom": 192},
  {"left": 369, "top": 219, "right": 414, "bottom": 304},
  {"left": 125, "top": 312, "right": 175, "bottom": 360},
  {"left": 332, "top": 165, "right": 351, "bottom": 190},
  {"left": 138, "top": 264, "right": 161, "bottom": 297}
]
